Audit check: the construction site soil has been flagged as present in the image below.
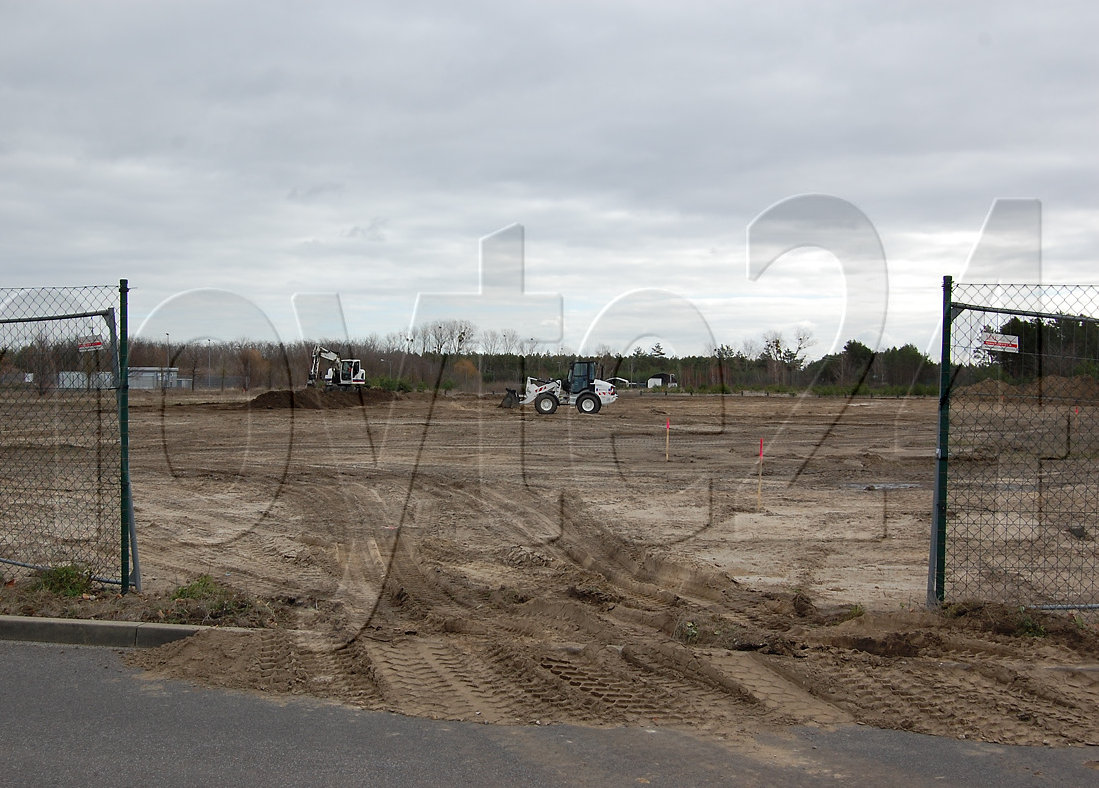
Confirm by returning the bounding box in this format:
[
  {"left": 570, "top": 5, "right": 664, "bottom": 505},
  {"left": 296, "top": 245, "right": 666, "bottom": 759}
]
[{"left": 13, "top": 387, "right": 1099, "bottom": 749}]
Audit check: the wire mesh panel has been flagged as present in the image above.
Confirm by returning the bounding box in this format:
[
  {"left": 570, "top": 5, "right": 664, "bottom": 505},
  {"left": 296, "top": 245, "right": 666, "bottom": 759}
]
[
  {"left": 934, "top": 280, "right": 1099, "bottom": 608},
  {"left": 0, "top": 286, "right": 124, "bottom": 583}
]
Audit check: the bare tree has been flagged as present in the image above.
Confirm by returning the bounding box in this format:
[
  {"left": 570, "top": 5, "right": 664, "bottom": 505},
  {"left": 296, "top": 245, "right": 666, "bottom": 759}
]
[
  {"left": 500, "top": 328, "right": 520, "bottom": 355},
  {"left": 382, "top": 331, "right": 407, "bottom": 354},
  {"left": 480, "top": 328, "right": 501, "bottom": 355},
  {"left": 793, "top": 327, "right": 815, "bottom": 359},
  {"left": 359, "top": 333, "right": 382, "bottom": 355},
  {"left": 760, "top": 328, "right": 814, "bottom": 385},
  {"left": 452, "top": 320, "right": 477, "bottom": 354},
  {"left": 520, "top": 336, "right": 540, "bottom": 356},
  {"left": 236, "top": 345, "right": 267, "bottom": 391},
  {"left": 179, "top": 343, "right": 200, "bottom": 390},
  {"left": 408, "top": 325, "right": 429, "bottom": 356},
  {"left": 27, "top": 334, "right": 56, "bottom": 395},
  {"left": 424, "top": 319, "right": 477, "bottom": 355}
]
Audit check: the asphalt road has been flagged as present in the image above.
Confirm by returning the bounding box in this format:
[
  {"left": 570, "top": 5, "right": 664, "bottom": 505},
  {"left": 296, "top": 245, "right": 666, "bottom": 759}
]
[{"left": 2, "top": 641, "right": 1096, "bottom": 787}]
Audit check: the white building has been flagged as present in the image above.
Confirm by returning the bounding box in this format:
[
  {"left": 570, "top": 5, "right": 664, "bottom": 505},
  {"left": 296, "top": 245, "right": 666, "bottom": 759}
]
[
  {"left": 646, "top": 373, "right": 678, "bottom": 388},
  {"left": 57, "top": 371, "right": 115, "bottom": 389},
  {"left": 128, "top": 367, "right": 181, "bottom": 389}
]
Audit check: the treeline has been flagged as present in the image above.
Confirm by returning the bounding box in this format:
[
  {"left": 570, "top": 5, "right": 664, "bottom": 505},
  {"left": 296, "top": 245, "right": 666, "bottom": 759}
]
[
  {"left": 117, "top": 324, "right": 940, "bottom": 395},
  {"left": 978, "top": 315, "right": 1099, "bottom": 381},
  {"left": 2, "top": 321, "right": 942, "bottom": 395},
  {"left": 13, "top": 313, "right": 1099, "bottom": 396}
]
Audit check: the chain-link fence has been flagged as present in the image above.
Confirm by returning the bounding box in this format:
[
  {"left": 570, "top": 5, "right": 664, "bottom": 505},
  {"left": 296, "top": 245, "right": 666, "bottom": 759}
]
[
  {"left": 0, "top": 283, "right": 135, "bottom": 588},
  {"left": 929, "top": 278, "right": 1099, "bottom": 609}
]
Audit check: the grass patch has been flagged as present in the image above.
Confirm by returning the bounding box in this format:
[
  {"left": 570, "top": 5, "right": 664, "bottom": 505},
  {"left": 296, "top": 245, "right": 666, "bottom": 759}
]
[
  {"left": 840, "top": 603, "right": 866, "bottom": 622},
  {"left": 674, "top": 618, "right": 701, "bottom": 644},
  {"left": 671, "top": 613, "right": 790, "bottom": 652},
  {"left": 1015, "top": 608, "right": 1047, "bottom": 638},
  {"left": 162, "top": 574, "right": 260, "bottom": 625},
  {"left": 172, "top": 574, "right": 225, "bottom": 601},
  {"left": 941, "top": 601, "right": 1050, "bottom": 639},
  {"left": 31, "top": 565, "right": 93, "bottom": 597}
]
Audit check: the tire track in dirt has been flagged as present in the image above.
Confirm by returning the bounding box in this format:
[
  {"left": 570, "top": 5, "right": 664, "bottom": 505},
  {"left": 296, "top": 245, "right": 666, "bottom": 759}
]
[
  {"left": 697, "top": 650, "right": 851, "bottom": 724},
  {"left": 365, "top": 637, "right": 534, "bottom": 722},
  {"left": 262, "top": 479, "right": 818, "bottom": 730},
  {"left": 338, "top": 503, "right": 839, "bottom": 731},
  {"left": 126, "top": 395, "right": 1099, "bottom": 747},
  {"left": 801, "top": 651, "right": 1097, "bottom": 744}
]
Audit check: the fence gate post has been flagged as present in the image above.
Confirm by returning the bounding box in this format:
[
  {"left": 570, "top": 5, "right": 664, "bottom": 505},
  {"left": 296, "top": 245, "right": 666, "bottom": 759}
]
[
  {"left": 928, "top": 275, "right": 953, "bottom": 606},
  {"left": 118, "top": 279, "right": 131, "bottom": 594}
]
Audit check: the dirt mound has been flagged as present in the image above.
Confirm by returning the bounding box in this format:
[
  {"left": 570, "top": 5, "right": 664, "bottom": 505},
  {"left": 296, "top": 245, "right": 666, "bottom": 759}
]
[
  {"left": 1020, "top": 375, "right": 1099, "bottom": 401},
  {"left": 956, "top": 378, "right": 1015, "bottom": 398},
  {"left": 957, "top": 375, "right": 1099, "bottom": 402},
  {"left": 249, "top": 388, "right": 400, "bottom": 409}
]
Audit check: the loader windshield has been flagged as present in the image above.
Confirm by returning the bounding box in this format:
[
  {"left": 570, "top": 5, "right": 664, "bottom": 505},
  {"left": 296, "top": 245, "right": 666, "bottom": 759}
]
[{"left": 568, "top": 361, "right": 595, "bottom": 393}]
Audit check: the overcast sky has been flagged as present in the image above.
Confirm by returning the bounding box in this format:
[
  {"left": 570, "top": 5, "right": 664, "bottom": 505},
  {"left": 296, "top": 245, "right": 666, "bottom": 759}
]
[{"left": 2, "top": 1, "right": 1097, "bottom": 358}]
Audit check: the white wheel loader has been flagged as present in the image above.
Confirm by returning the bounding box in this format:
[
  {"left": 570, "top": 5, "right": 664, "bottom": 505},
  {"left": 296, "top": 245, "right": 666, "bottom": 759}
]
[{"left": 502, "top": 360, "right": 617, "bottom": 414}]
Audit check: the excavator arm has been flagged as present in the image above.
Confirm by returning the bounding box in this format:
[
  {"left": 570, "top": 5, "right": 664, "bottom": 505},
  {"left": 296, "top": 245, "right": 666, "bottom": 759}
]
[{"left": 308, "top": 345, "right": 342, "bottom": 387}]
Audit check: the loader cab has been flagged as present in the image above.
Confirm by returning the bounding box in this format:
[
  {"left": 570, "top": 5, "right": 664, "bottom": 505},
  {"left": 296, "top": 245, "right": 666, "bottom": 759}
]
[{"left": 567, "top": 360, "right": 597, "bottom": 394}]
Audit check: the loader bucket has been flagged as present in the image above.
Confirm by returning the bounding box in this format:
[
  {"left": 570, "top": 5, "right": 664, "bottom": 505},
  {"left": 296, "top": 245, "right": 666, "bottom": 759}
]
[{"left": 499, "top": 388, "right": 520, "bottom": 408}]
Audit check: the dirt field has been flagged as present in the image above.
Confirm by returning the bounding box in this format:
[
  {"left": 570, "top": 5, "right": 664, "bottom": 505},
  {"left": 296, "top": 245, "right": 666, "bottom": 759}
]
[{"left": 90, "top": 389, "right": 1099, "bottom": 746}]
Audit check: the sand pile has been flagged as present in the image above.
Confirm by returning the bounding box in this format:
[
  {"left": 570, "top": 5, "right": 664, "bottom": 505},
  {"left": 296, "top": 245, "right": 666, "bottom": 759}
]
[
  {"left": 1019, "top": 374, "right": 1099, "bottom": 401},
  {"left": 957, "top": 375, "right": 1099, "bottom": 402},
  {"left": 955, "top": 378, "right": 1014, "bottom": 398}
]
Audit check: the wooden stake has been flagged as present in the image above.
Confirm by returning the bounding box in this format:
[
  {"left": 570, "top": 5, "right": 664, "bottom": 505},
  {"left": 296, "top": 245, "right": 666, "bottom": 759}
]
[
  {"left": 665, "top": 417, "right": 670, "bottom": 462},
  {"left": 757, "top": 437, "right": 763, "bottom": 512}
]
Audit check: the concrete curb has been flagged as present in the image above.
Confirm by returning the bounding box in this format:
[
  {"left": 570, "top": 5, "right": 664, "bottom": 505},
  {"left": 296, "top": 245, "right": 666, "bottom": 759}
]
[{"left": 0, "top": 615, "right": 207, "bottom": 648}]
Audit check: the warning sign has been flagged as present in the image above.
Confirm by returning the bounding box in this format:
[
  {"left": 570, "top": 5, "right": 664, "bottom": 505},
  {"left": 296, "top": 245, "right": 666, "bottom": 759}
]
[
  {"left": 980, "top": 332, "right": 1019, "bottom": 353},
  {"left": 77, "top": 335, "right": 105, "bottom": 353}
]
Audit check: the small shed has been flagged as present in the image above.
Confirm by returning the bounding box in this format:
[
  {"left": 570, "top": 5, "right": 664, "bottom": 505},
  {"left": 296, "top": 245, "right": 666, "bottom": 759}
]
[
  {"left": 646, "top": 373, "right": 678, "bottom": 389},
  {"left": 129, "top": 367, "right": 180, "bottom": 389}
]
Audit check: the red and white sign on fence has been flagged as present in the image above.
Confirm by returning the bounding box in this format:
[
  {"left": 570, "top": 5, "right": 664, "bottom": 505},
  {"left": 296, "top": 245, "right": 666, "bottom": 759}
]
[
  {"left": 77, "top": 335, "right": 105, "bottom": 352},
  {"left": 980, "top": 332, "right": 1020, "bottom": 353}
]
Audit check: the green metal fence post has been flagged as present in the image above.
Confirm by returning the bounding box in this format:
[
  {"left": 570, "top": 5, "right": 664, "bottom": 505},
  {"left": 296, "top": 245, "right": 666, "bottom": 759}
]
[
  {"left": 927, "top": 275, "right": 953, "bottom": 606},
  {"left": 118, "top": 279, "right": 131, "bottom": 594}
]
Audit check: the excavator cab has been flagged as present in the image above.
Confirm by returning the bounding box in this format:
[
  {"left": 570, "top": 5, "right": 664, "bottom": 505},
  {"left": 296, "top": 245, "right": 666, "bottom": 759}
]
[{"left": 339, "top": 359, "right": 361, "bottom": 385}]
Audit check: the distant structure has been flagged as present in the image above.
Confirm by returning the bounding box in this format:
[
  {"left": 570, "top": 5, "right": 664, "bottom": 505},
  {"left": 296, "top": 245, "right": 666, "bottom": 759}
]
[
  {"left": 57, "top": 371, "right": 115, "bottom": 389},
  {"left": 128, "top": 366, "right": 182, "bottom": 389},
  {"left": 646, "top": 373, "right": 678, "bottom": 389}
]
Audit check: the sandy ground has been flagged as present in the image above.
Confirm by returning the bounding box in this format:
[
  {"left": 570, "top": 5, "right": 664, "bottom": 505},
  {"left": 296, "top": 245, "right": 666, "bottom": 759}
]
[{"left": 93, "top": 389, "right": 1099, "bottom": 746}]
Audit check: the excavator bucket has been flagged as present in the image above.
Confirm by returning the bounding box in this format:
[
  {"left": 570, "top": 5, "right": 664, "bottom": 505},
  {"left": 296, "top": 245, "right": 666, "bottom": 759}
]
[{"left": 499, "top": 388, "right": 520, "bottom": 408}]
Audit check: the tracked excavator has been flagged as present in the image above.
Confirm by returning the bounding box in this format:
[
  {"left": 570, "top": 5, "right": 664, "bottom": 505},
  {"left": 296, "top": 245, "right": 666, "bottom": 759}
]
[{"left": 307, "top": 345, "right": 367, "bottom": 391}]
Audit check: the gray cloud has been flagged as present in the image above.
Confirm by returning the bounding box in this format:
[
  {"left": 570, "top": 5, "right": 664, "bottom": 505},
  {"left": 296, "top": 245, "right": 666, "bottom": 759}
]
[{"left": 2, "top": 1, "right": 1097, "bottom": 354}]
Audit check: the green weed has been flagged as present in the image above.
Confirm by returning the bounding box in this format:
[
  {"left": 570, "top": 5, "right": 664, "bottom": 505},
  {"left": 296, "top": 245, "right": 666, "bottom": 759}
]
[
  {"left": 166, "top": 574, "right": 251, "bottom": 622},
  {"left": 675, "top": 619, "right": 701, "bottom": 644},
  {"left": 171, "top": 575, "right": 224, "bottom": 601},
  {"left": 32, "top": 565, "right": 93, "bottom": 597},
  {"left": 1015, "top": 607, "right": 1047, "bottom": 638},
  {"left": 840, "top": 604, "right": 866, "bottom": 622}
]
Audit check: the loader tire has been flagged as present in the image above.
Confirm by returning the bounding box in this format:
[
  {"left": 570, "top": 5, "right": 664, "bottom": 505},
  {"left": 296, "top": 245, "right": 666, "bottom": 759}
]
[
  {"left": 576, "top": 393, "right": 601, "bottom": 414},
  {"left": 534, "top": 393, "right": 559, "bottom": 414}
]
